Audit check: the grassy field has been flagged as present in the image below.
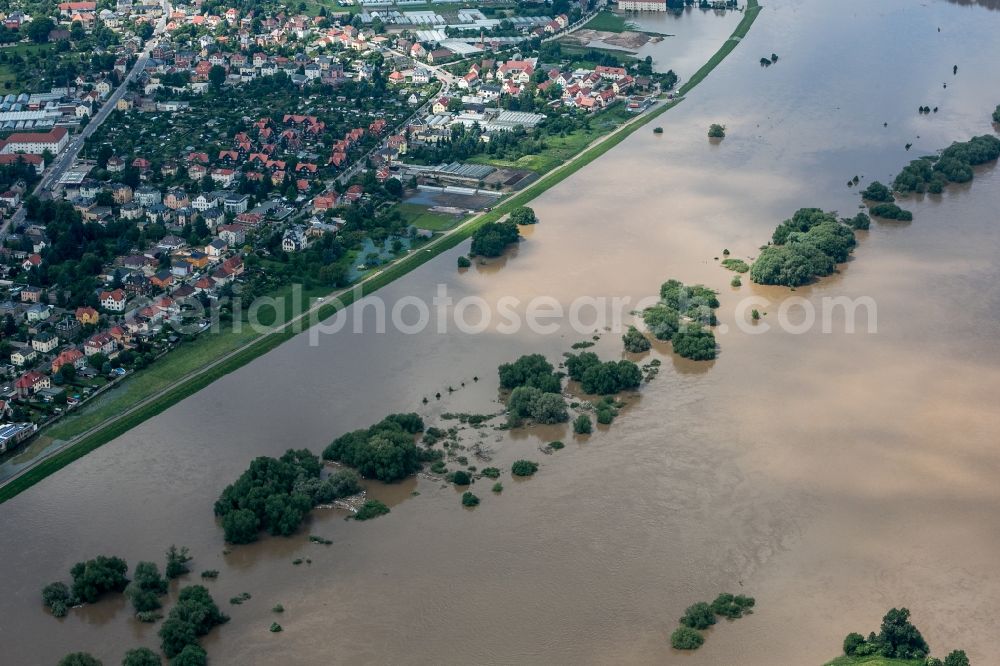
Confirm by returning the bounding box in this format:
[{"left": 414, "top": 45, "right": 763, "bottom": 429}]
[
  {"left": 559, "top": 43, "right": 639, "bottom": 71},
  {"left": 395, "top": 203, "right": 466, "bottom": 231},
  {"left": 582, "top": 11, "right": 636, "bottom": 33},
  {"left": 0, "top": 43, "right": 55, "bottom": 94},
  {"left": 0, "top": 0, "right": 762, "bottom": 504},
  {"left": 468, "top": 106, "right": 634, "bottom": 173}
]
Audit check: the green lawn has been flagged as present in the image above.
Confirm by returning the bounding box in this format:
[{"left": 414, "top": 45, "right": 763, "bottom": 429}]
[
  {"left": 44, "top": 327, "right": 258, "bottom": 441},
  {"left": 395, "top": 203, "right": 466, "bottom": 231},
  {"left": 559, "top": 44, "right": 639, "bottom": 71},
  {"left": 0, "top": 43, "right": 55, "bottom": 94},
  {"left": 470, "top": 105, "right": 634, "bottom": 174},
  {"left": 583, "top": 11, "right": 635, "bottom": 33},
  {"left": 466, "top": 152, "right": 562, "bottom": 173}
]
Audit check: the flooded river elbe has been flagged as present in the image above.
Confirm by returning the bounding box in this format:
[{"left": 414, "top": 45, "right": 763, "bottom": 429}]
[{"left": 3, "top": 1, "right": 1000, "bottom": 664}]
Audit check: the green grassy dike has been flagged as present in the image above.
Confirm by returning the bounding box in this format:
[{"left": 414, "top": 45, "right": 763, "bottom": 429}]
[
  {"left": 824, "top": 657, "right": 924, "bottom": 666},
  {"left": 0, "top": 0, "right": 761, "bottom": 504}
]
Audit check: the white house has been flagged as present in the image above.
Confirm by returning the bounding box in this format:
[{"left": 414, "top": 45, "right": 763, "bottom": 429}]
[{"left": 99, "top": 288, "right": 127, "bottom": 312}]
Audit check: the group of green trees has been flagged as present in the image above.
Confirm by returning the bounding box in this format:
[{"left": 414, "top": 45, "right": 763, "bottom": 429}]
[
  {"left": 622, "top": 325, "right": 652, "bottom": 353},
  {"left": 564, "top": 352, "right": 642, "bottom": 395},
  {"left": 893, "top": 135, "right": 1000, "bottom": 194},
  {"left": 641, "top": 279, "right": 720, "bottom": 360},
  {"left": 508, "top": 206, "right": 539, "bottom": 225},
  {"left": 20, "top": 198, "right": 141, "bottom": 308},
  {"left": 750, "top": 208, "right": 858, "bottom": 287},
  {"left": 322, "top": 413, "right": 425, "bottom": 483},
  {"left": 470, "top": 220, "right": 520, "bottom": 257},
  {"left": 840, "top": 608, "right": 969, "bottom": 665},
  {"left": 0, "top": 157, "right": 41, "bottom": 192},
  {"left": 42, "top": 555, "right": 129, "bottom": 618},
  {"left": 671, "top": 593, "right": 755, "bottom": 650},
  {"left": 498, "top": 354, "right": 563, "bottom": 393},
  {"left": 660, "top": 279, "right": 720, "bottom": 325},
  {"left": 158, "top": 585, "right": 228, "bottom": 660},
  {"left": 214, "top": 448, "right": 361, "bottom": 544},
  {"left": 43, "top": 545, "right": 194, "bottom": 630},
  {"left": 869, "top": 202, "right": 913, "bottom": 221},
  {"left": 507, "top": 385, "right": 569, "bottom": 426},
  {"left": 498, "top": 354, "right": 567, "bottom": 426},
  {"left": 860, "top": 181, "right": 894, "bottom": 202}
]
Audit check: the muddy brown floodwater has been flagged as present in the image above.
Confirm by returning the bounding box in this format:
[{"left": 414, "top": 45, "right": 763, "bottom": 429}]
[{"left": 3, "top": 1, "right": 1000, "bottom": 664}]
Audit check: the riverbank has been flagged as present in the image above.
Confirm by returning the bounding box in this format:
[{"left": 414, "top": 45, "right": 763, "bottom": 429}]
[{"left": 0, "top": 0, "right": 762, "bottom": 504}]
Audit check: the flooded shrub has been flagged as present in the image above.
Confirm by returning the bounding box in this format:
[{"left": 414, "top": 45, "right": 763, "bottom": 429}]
[
  {"left": 846, "top": 212, "right": 870, "bottom": 230},
  {"left": 507, "top": 386, "right": 568, "bottom": 426},
  {"left": 707, "top": 123, "right": 726, "bottom": 138},
  {"left": 354, "top": 500, "right": 390, "bottom": 521},
  {"left": 659, "top": 279, "right": 720, "bottom": 315},
  {"left": 721, "top": 258, "right": 749, "bottom": 273},
  {"left": 750, "top": 242, "right": 835, "bottom": 287},
  {"left": 492, "top": 483, "right": 503, "bottom": 493},
  {"left": 461, "top": 492, "right": 480, "bottom": 507},
  {"left": 710, "top": 593, "right": 755, "bottom": 619},
  {"left": 573, "top": 414, "right": 593, "bottom": 435},
  {"left": 642, "top": 304, "right": 681, "bottom": 340},
  {"left": 158, "top": 585, "right": 228, "bottom": 659},
  {"left": 680, "top": 602, "right": 716, "bottom": 630},
  {"left": 565, "top": 352, "right": 641, "bottom": 394},
  {"left": 671, "top": 325, "right": 717, "bottom": 361},
  {"left": 480, "top": 467, "right": 501, "bottom": 479},
  {"left": 215, "top": 449, "right": 333, "bottom": 543},
  {"left": 457, "top": 255, "right": 471, "bottom": 268},
  {"left": 869, "top": 202, "right": 913, "bottom": 221},
  {"left": 165, "top": 545, "right": 192, "bottom": 580},
  {"left": 670, "top": 626, "right": 704, "bottom": 650},
  {"left": 498, "top": 354, "right": 562, "bottom": 393},
  {"left": 511, "top": 460, "right": 539, "bottom": 477},
  {"left": 42, "top": 581, "right": 74, "bottom": 618},
  {"left": 200, "top": 570, "right": 219, "bottom": 579},
  {"left": 509, "top": 206, "right": 538, "bottom": 225},
  {"left": 596, "top": 408, "right": 614, "bottom": 425},
  {"left": 122, "top": 647, "right": 161, "bottom": 666},
  {"left": 322, "top": 415, "right": 424, "bottom": 483},
  {"left": 172, "top": 644, "right": 207, "bottom": 666},
  {"left": 450, "top": 470, "right": 472, "bottom": 486},
  {"left": 470, "top": 220, "right": 519, "bottom": 257},
  {"left": 58, "top": 653, "right": 102, "bottom": 666},
  {"left": 861, "top": 180, "right": 894, "bottom": 202},
  {"left": 270, "top": 622, "right": 283, "bottom": 633},
  {"left": 70, "top": 555, "right": 129, "bottom": 604},
  {"left": 126, "top": 561, "right": 169, "bottom": 614},
  {"left": 622, "top": 325, "right": 651, "bottom": 353}
]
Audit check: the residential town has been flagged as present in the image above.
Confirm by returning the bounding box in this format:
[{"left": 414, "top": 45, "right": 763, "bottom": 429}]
[{"left": 0, "top": 0, "right": 693, "bottom": 456}]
